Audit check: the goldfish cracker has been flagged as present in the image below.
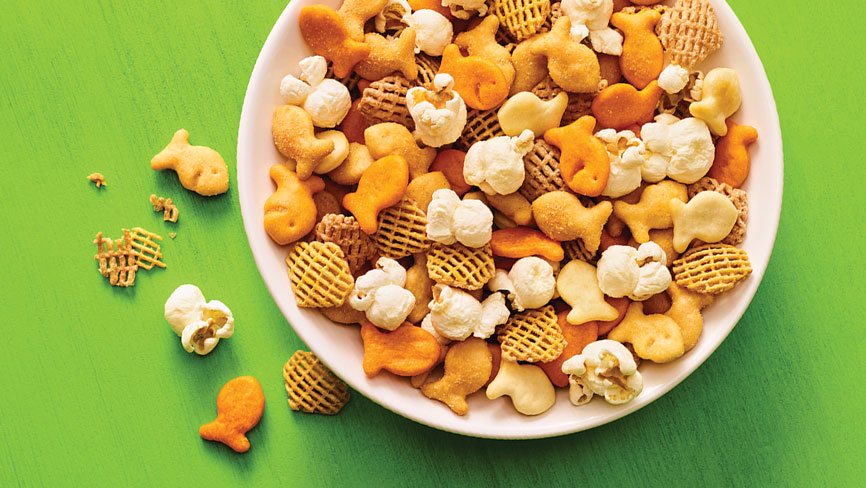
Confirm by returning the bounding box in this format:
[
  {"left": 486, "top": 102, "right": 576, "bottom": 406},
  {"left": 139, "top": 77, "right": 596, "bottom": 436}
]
[
  {"left": 591, "top": 81, "right": 663, "bottom": 131},
  {"left": 689, "top": 68, "right": 742, "bottom": 136},
  {"left": 532, "top": 191, "right": 613, "bottom": 253},
  {"left": 431, "top": 149, "right": 472, "bottom": 196},
  {"left": 490, "top": 227, "right": 564, "bottom": 261},
  {"left": 313, "top": 130, "right": 350, "bottom": 174},
  {"left": 438, "top": 44, "right": 510, "bottom": 111},
  {"left": 340, "top": 99, "right": 370, "bottom": 144},
  {"left": 272, "top": 105, "right": 334, "bottom": 180},
  {"left": 607, "top": 302, "right": 685, "bottom": 363},
  {"left": 486, "top": 359, "right": 555, "bottom": 416},
  {"left": 337, "top": 0, "right": 389, "bottom": 41},
  {"left": 485, "top": 192, "right": 534, "bottom": 227},
  {"left": 497, "top": 91, "right": 568, "bottom": 137},
  {"left": 263, "top": 165, "right": 325, "bottom": 245},
  {"left": 611, "top": 9, "right": 663, "bottom": 89},
  {"left": 406, "top": 172, "right": 452, "bottom": 212},
  {"left": 485, "top": 343, "right": 502, "bottom": 386},
  {"left": 421, "top": 337, "right": 493, "bottom": 415},
  {"left": 453, "top": 15, "right": 516, "bottom": 89},
  {"left": 532, "top": 17, "right": 602, "bottom": 94},
  {"left": 151, "top": 129, "right": 229, "bottom": 196},
  {"left": 312, "top": 191, "right": 341, "bottom": 224},
  {"left": 406, "top": 254, "right": 434, "bottom": 324},
  {"left": 708, "top": 121, "right": 758, "bottom": 188},
  {"left": 328, "top": 143, "right": 373, "bottom": 186},
  {"left": 355, "top": 29, "right": 419, "bottom": 81},
  {"left": 664, "top": 281, "right": 714, "bottom": 352},
  {"left": 670, "top": 190, "right": 738, "bottom": 253},
  {"left": 299, "top": 6, "right": 371, "bottom": 79},
  {"left": 409, "top": 0, "right": 454, "bottom": 20},
  {"left": 360, "top": 322, "right": 442, "bottom": 377},
  {"left": 642, "top": 290, "right": 672, "bottom": 315},
  {"left": 365, "top": 123, "right": 437, "bottom": 181},
  {"left": 557, "top": 259, "right": 619, "bottom": 324},
  {"left": 598, "top": 53, "right": 623, "bottom": 85},
  {"left": 613, "top": 180, "right": 688, "bottom": 243},
  {"left": 540, "top": 313, "right": 599, "bottom": 388},
  {"left": 199, "top": 376, "right": 265, "bottom": 453},
  {"left": 343, "top": 155, "right": 409, "bottom": 234},
  {"left": 544, "top": 116, "right": 610, "bottom": 197},
  {"left": 510, "top": 36, "right": 549, "bottom": 95}
]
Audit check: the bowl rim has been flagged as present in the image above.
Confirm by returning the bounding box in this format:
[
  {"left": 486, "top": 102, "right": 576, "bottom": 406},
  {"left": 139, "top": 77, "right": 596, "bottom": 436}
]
[{"left": 237, "top": 0, "right": 784, "bottom": 439}]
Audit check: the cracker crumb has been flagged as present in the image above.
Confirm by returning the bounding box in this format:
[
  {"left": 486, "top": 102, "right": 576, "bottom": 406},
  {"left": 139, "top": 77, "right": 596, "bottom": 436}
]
[
  {"left": 169, "top": 232, "right": 177, "bottom": 239},
  {"left": 87, "top": 173, "right": 106, "bottom": 188},
  {"left": 150, "top": 194, "right": 179, "bottom": 223}
]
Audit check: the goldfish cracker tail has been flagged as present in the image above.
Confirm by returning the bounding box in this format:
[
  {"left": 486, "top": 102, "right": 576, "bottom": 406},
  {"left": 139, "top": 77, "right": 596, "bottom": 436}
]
[
  {"left": 151, "top": 129, "right": 189, "bottom": 170},
  {"left": 199, "top": 420, "right": 251, "bottom": 453}
]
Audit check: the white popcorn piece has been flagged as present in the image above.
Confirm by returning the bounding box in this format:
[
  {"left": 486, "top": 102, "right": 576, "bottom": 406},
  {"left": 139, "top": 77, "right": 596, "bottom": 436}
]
[
  {"left": 463, "top": 129, "right": 534, "bottom": 196},
  {"left": 641, "top": 114, "right": 715, "bottom": 184},
  {"left": 279, "top": 55, "right": 351, "bottom": 128},
  {"left": 561, "top": 340, "right": 643, "bottom": 406},
  {"left": 421, "top": 313, "right": 451, "bottom": 345},
  {"left": 561, "top": 0, "right": 623, "bottom": 55},
  {"left": 350, "top": 258, "right": 416, "bottom": 330},
  {"left": 658, "top": 64, "right": 691, "bottom": 94},
  {"left": 406, "top": 74, "right": 467, "bottom": 147},
  {"left": 406, "top": 9, "right": 453, "bottom": 56},
  {"left": 428, "top": 285, "right": 509, "bottom": 340},
  {"left": 442, "top": 0, "right": 488, "bottom": 19},
  {"left": 164, "top": 284, "right": 234, "bottom": 355},
  {"left": 597, "top": 242, "right": 672, "bottom": 301},
  {"left": 425, "top": 188, "right": 493, "bottom": 248},
  {"left": 487, "top": 257, "right": 556, "bottom": 311},
  {"left": 596, "top": 129, "right": 647, "bottom": 198}
]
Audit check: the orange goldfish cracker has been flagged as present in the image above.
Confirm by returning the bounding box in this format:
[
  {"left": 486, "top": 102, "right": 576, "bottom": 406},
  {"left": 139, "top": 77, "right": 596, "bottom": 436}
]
[
  {"left": 340, "top": 99, "right": 370, "bottom": 144},
  {"left": 611, "top": 9, "right": 663, "bottom": 89},
  {"left": 708, "top": 121, "right": 758, "bottom": 188},
  {"left": 272, "top": 105, "right": 334, "bottom": 180},
  {"left": 591, "top": 81, "right": 663, "bottom": 131},
  {"left": 544, "top": 116, "right": 610, "bottom": 197},
  {"left": 199, "top": 376, "right": 265, "bottom": 454},
  {"left": 421, "top": 337, "right": 493, "bottom": 415},
  {"left": 355, "top": 29, "right": 419, "bottom": 81},
  {"left": 540, "top": 314, "right": 599, "bottom": 388},
  {"left": 151, "top": 129, "right": 229, "bottom": 196},
  {"left": 299, "top": 6, "right": 371, "bottom": 79},
  {"left": 263, "top": 165, "right": 325, "bottom": 246},
  {"left": 337, "top": 0, "right": 389, "bottom": 41},
  {"left": 531, "top": 17, "right": 601, "bottom": 94},
  {"left": 343, "top": 155, "right": 409, "bottom": 235},
  {"left": 454, "top": 15, "right": 516, "bottom": 89},
  {"left": 360, "top": 322, "right": 441, "bottom": 377},
  {"left": 438, "top": 44, "right": 509, "bottom": 111},
  {"left": 365, "top": 123, "right": 436, "bottom": 181},
  {"left": 490, "top": 227, "right": 564, "bottom": 261},
  {"left": 431, "top": 149, "right": 472, "bottom": 196}
]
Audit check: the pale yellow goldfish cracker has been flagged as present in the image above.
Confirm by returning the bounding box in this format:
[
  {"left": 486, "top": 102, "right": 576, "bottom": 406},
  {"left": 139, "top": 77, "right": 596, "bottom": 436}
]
[
  {"left": 406, "top": 73, "right": 467, "bottom": 148},
  {"left": 596, "top": 242, "right": 672, "bottom": 301},
  {"left": 608, "top": 302, "right": 685, "bottom": 363},
  {"left": 349, "top": 257, "right": 416, "bottom": 330},
  {"left": 405, "top": 171, "right": 451, "bottom": 212},
  {"left": 354, "top": 29, "right": 419, "bottom": 81},
  {"left": 463, "top": 130, "right": 535, "bottom": 195},
  {"left": 561, "top": 339, "right": 643, "bottom": 406},
  {"left": 279, "top": 55, "right": 352, "bottom": 128},
  {"left": 531, "top": 191, "right": 612, "bottom": 254},
  {"left": 426, "top": 189, "right": 494, "bottom": 249},
  {"left": 151, "top": 129, "right": 229, "bottom": 196},
  {"left": 487, "top": 257, "right": 556, "bottom": 311},
  {"left": 365, "top": 123, "right": 437, "bottom": 181},
  {"left": 428, "top": 284, "right": 510, "bottom": 340},
  {"left": 313, "top": 130, "right": 350, "bottom": 174},
  {"left": 485, "top": 192, "right": 534, "bottom": 227},
  {"left": 164, "top": 284, "right": 234, "bottom": 355},
  {"left": 557, "top": 259, "right": 619, "bottom": 325},
  {"left": 406, "top": 253, "right": 433, "bottom": 324},
  {"left": 486, "top": 359, "right": 555, "bottom": 416},
  {"left": 328, "top": 143, "right": 374, "bottom": 185},
  {"left": 497, "top": 91, "right": 568, "bottom": 137},
  {"left": 689, "top": 68, "right": 742, "bottom": 136},
  {"left": 670, "top": 191, "right": 738, "bottom": 253},
  {"left": 613, "top": 180, "right": 688, "bottom": 243}
]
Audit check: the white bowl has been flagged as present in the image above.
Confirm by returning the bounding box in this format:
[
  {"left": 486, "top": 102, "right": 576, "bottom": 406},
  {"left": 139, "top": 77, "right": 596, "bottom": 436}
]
[{"left": 237, "top": 0, "right": 783, "bottom": 439}]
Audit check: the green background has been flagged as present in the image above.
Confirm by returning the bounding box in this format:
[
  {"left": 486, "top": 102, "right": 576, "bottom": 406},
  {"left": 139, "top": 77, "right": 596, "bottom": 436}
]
[{"left": 1, "top": 0, "right": 864, "bottom": 486}]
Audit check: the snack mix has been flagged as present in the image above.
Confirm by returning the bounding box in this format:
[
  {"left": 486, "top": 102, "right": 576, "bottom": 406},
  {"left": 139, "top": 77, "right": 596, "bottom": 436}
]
[{"left": 272, "top": 0, "right": 757, "bottom": 417}]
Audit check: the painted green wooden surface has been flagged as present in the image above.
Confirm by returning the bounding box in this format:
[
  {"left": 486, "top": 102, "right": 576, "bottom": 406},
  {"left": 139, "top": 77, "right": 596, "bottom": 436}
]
[{"left": 1, "top": 1, "right": 864, "bottom": 486}]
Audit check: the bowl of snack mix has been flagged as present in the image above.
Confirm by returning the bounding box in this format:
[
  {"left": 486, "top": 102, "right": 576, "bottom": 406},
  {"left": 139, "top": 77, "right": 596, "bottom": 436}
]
[{"left": 238, "top": 0, "right": 783, "bottom": 439}]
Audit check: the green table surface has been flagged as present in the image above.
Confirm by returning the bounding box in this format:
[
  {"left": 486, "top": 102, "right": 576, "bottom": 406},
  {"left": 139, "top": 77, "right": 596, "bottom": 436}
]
[{"left": 1, "top": 1, "right": 864, "bottom": 486}]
